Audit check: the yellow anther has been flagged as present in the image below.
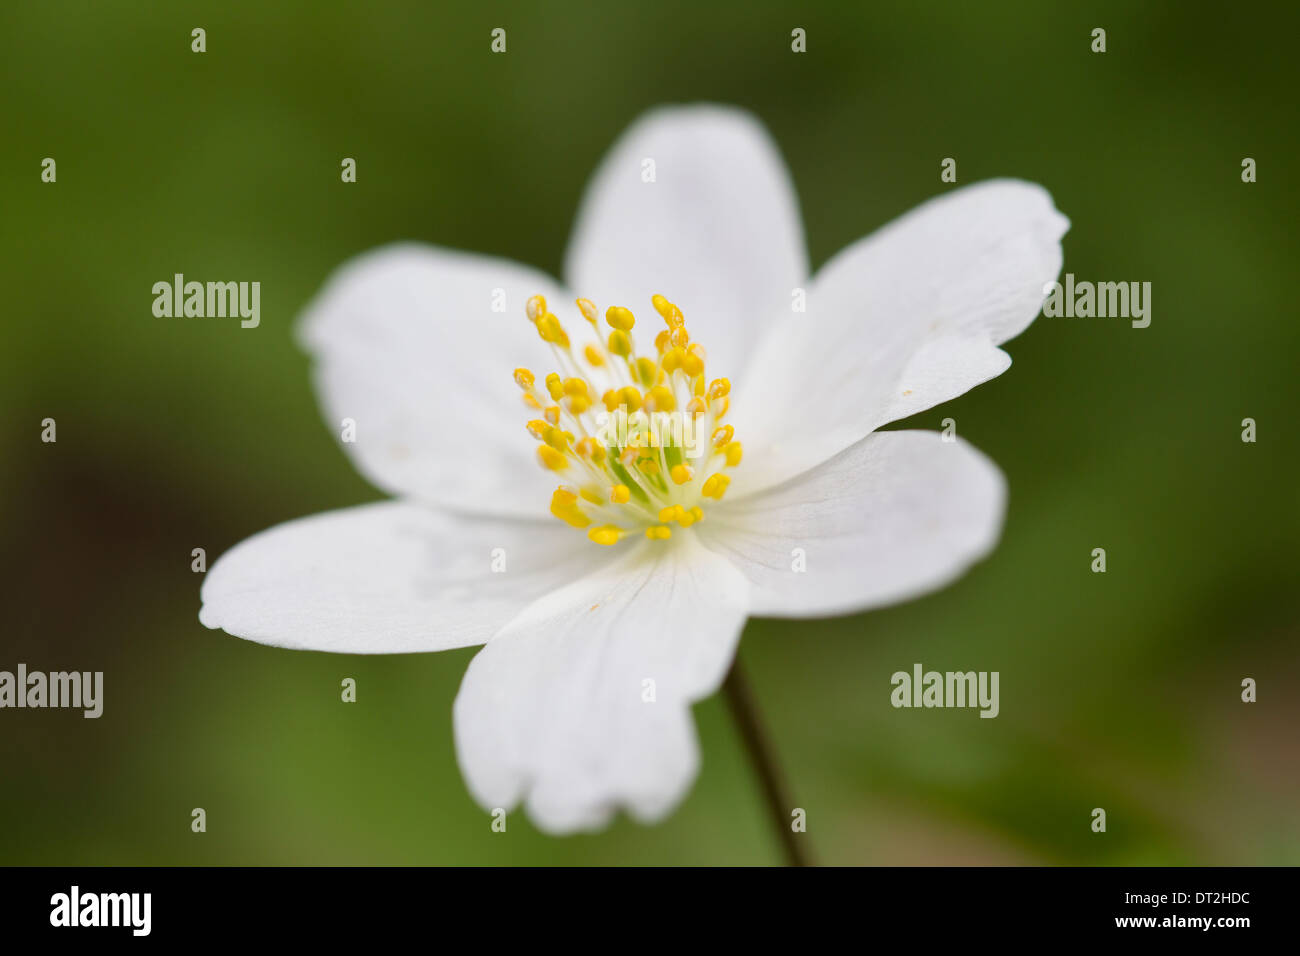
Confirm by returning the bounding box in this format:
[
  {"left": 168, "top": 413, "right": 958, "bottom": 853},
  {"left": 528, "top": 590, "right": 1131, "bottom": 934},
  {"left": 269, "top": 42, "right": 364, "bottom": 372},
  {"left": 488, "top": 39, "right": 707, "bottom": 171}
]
[
  {"left": 670, "top": 463, "right": 693, "bottom": 485},
  {"left": 688, "top": 506, "right": 705, "bottom": 523},
  {"left": 634, "top": 356, "right": 658, "bottom": 387},
  {"left": 541, "top": 425, "right": 569, "bottom": 452},
  {"left": 563, "top": 377, "right": 589, "bottom": 397},
  {"left": 575, "top": 436, "right": 604, "bottom": 460},
  {"left": 701, "top": 473, "right": 731, "bottom": 499},
  {"left": 525, "top": 295, "right": 547, "bottom": 323},
  {"left": 643, "top": 385, "right": 676, "bottom": 412},
  {"left": 617, "top": 385, "right": 643, "bottom": 411},
  {"left": 602, "top": 389, "right": 619, "bottom": 412},
  {"left": 579, "top": 485, "right": 604, "bottom": 505},
  {"left": 608, "top": 329, "right": 633, "bottom": 357},
  {"left": 566, "top": 393, "right": 592, "bottom": 415},
  {"left": 523, "top": 393, "right": 542, "bottom": 409},
  {"left": 723, "top": 441, "right": 743, "bottom": 467},
  {"left": 711, "top": 424, "right": 734, "bottom": 448},
  {"left": 576, "top": 298, "right": 599, "bottom": 324},
  {"left": 606, "top": 306, "right": 636, "bottom": 331},
  {"left": 694, "top": 375, "right": 706, "bottom": 396},
  {"left": 513, "top": 367, "right": 535, "bottom": 389},
  {"left": 686, "top": 396, "right": 707, "bottom": 417},
  {"left": 707, "top": 378, "right": 731, "bottom": 400},
  {"left": 544, "top": 405, "right": 561, "bottom": 425},
  {"left": 526, "top": 419, "right": 549, "bottom": 440},
  {"left": 645, "top": 525, "right": 673, "bottom": 540},
  {"left": 536, "top": 313, "right": 570, "bottom": 347},
  {"left": 550, "top": 500, "right": 590, "bottom": 529},
  {"left": 587, "top": 525, "right": 623, "bottom": 546},
  {"left": 682, "top": 344, "right": 706, "bottom": 377},
  {"left": 654, "top": 329, "right": 671, "bottom": 353},
  {"left": 610, "top": 484, "right": 631, "bottom": 504},
  {"left": 551, "top": 486, "right": 578, "bottom": 507},
  {"left": 658, "top": 505, "right": 678, "bottom": 523},
  {"left": 537, "top": 445, "right": 568, "bottom": 471},
  {"left": 662, "top": 347, "right": 686, "bottom": 374},
  {"left": 677, "top": 508, "right": 698, "bottom": 528},
  {"left": 637, "top": 458, "right": 661, "bottom": 477},
  {"left": 584, "top": 344, "right": 606, "bottom": 366},
  {"left": 669, "top": 326, "right": 690, "bottom": 349},
  {"left": 651, "top": 294, "right": 684, "bottom": 329},
  {"left": 545, "top": 372, "right": 564, "bottom": 400}
]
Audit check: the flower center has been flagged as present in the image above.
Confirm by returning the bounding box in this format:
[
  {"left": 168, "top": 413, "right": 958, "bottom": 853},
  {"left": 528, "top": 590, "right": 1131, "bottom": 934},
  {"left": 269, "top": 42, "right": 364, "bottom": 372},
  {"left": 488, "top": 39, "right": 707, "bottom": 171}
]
[{"left": 512, "top": 293, "right": 742, "bottom": 545}]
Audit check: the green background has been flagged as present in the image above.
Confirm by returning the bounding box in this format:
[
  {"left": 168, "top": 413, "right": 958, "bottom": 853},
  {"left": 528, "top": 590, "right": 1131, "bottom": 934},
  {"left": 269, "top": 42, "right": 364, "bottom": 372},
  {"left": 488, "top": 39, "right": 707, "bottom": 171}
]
[{"left": 3, "top": 0, "right": 1297, "bottom": 865}]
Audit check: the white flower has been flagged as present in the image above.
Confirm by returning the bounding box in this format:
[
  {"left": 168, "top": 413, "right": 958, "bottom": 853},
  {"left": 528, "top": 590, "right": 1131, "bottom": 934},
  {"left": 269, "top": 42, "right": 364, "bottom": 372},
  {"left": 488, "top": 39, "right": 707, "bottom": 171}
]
[{"left": 199, "top": 104, "right": 1068, "bottom": 834}]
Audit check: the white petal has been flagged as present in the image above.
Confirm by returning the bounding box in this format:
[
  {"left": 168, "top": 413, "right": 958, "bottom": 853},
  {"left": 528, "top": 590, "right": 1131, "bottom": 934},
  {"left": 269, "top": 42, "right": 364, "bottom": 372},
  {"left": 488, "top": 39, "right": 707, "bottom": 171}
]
[
  {"left": 564, "top": 104, "right": 808, "bottom": 378},
  {"left": 199, "top": 502, "right": 606, "bottom": 654},
  {"left": 453, "top": 534, "right": 750, "bottom": 834},
  {"left": 298, "top": 243, "right": 571, "bottom": 518},
  {"left": 698, "top": 431, "right": 1006, "bottom": 618},
  {"left": 731, "top": 180, "right": 1067, "bottom": 493}
]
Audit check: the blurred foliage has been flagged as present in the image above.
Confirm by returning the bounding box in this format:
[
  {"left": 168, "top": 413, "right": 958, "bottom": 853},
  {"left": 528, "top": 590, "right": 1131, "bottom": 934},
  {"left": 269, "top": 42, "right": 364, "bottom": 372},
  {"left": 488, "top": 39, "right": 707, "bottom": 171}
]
[{"left": 1, "top": 0, "right": 1297, "bottom": 864}]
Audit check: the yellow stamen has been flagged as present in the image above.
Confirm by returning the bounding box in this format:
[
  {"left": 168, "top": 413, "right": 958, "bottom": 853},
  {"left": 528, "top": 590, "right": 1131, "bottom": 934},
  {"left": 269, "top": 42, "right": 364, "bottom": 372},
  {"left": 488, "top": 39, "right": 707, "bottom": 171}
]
[
  {"left": 682, "top": 344, "right": 706, "bottom": 377},
  {"left": 525, "top": 295, "right": 547, "bottom": 323},
  {"left": 643, "top": 385, "right": 675, "bottom": 413},
  {"left": 538, "top": 445, "right": 568, "bottom": 471},
  {"left": 701, "top": 473, "right": 731, "bottom": 499},
  {"left": 633, "top": 357, "right": 658, "bottom": 387},
  {"left": 608, "top": 329, "right": 632, "bottom": 357},
  {"left": 587, "top": 525, "right": 623, "bottom": 546},
  {"left": 575, "top": 436, "right": 604, "bottom": 460},
  {"left": 515, "top": 292, "right": 742, "bottom": 545},
  {"left": 617, "top": 385, "right": 642, "bottom": 411},
  {"left": 605, "top": 306, "right": 636, "bottom": 331},
  {"left": 536, "top": 313, "right": 570, "bottom": 347}
]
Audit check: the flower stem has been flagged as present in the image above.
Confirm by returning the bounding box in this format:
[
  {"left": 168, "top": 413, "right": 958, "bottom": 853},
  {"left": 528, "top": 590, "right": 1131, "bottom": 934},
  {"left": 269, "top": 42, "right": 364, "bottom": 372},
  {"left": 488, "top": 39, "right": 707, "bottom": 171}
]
[{"left": 722, "top": 658, "right": 813, "bottom": 866}]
